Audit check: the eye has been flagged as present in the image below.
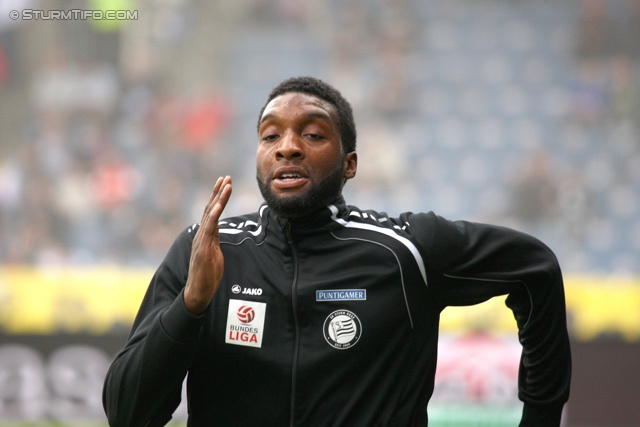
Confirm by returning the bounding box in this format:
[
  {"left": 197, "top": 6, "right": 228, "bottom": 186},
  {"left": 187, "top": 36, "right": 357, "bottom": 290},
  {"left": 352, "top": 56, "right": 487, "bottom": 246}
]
[
  {"left": 262, "top": 133, "right": 279, "bottom": 142},
  {"left": 305, "top": 133, "right": 324, "bottom": 140}
]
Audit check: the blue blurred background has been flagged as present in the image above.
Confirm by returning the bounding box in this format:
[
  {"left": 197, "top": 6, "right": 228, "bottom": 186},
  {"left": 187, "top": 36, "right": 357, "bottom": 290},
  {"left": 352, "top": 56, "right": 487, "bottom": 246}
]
[
  {"left": 1, "top": 0, "right": 639, "bottom": 425},
  {"left": 1, "top": 0, "right": 639, "bottom": 273}
]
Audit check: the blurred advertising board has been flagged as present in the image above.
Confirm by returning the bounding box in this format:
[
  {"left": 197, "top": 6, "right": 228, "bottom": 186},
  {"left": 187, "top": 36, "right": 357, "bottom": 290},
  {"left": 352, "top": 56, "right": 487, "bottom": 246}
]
[
  {"left": 0, "top": 266, "right": 150, "bottom": 334},
  {"left": 1, "top": 267, "right": 639, "bottom": 339},
  {"left": 429, "top": 332, "right": 524, "bottom": 426},
  {"left": 0, "top": 266, "right": 186, "bottom": 423}
]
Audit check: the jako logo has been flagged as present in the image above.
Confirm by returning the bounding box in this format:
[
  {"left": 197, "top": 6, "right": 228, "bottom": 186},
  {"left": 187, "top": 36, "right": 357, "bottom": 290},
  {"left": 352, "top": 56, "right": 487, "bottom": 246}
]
[
  {"left": 231, "top": 285, "right": 263, "bottom": 295},
  {"left": 237, "top": 306, "right": 255, "bottom": 323}
]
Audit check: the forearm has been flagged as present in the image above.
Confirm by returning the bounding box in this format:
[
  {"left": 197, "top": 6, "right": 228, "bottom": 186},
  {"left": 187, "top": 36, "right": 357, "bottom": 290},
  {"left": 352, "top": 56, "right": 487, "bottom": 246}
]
[
  {"left": 103, "top": 291, "right": 204, "bottom": 426},
  {"left": 506, "top": 259, "right": 571, "bottom": 424}
]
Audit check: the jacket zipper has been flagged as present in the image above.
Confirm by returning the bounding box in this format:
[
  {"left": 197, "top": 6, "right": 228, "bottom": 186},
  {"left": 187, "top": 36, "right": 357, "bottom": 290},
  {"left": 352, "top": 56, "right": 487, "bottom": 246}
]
[{"left": 285, "top": 222, "right": 300, "bottom": 427}]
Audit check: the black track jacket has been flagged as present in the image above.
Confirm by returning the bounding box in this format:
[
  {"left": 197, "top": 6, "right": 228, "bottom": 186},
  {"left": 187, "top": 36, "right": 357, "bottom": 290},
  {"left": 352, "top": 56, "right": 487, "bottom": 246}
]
[{"left": 103, "top": 197, "right": 571, "bottom": 426}]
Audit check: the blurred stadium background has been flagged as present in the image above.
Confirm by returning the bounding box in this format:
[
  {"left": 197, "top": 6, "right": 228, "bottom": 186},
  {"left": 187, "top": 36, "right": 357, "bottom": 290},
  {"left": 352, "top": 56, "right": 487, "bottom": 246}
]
[{"left": 0, "top": 0, "right": 639, "bottom": 426}]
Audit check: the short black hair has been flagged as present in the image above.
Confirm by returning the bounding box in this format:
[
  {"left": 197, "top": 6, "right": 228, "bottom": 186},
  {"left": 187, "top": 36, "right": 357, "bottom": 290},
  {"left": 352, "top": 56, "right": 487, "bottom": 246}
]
[{"left": 257, "top": 76, "right": 357, "bottom": 153}]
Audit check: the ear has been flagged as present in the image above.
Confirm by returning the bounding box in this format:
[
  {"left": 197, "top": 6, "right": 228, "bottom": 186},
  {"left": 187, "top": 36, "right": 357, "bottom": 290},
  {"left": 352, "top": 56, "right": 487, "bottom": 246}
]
[{"left": 343, "top": 152, "right": 357, "bottom": 180}]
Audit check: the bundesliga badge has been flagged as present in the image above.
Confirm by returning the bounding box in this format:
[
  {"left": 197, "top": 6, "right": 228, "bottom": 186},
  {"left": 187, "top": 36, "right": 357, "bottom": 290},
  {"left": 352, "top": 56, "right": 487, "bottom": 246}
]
[{"left": 225, "top": 299, "right": 267, "bottom": 348}]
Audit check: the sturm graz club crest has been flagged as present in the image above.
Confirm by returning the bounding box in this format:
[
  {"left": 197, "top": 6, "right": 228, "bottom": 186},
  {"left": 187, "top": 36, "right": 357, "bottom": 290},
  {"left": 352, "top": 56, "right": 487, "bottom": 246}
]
[{"left": 323, "top": 309, "right": 362, "bottom": 349}]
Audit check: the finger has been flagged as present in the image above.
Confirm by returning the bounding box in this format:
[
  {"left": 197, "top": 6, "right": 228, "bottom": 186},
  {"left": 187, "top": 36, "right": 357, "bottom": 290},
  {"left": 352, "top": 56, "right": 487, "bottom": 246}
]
[
  {"left": 209, "top": 175, "right": 231, "bottom": 208},
  {"left": 201, "top": 177, "right": 224, "bottom": 222},
  {"left": 209, "top": 178, "right": 232, "bottom": 223},
  {"left": 193, "top": 176, "right": 224, "bottom": 250},
  {"left": 202, "top": 177, "right": 232, "bottom": 237},
  {"left": 200, "top": 176, "right": 228, "bottom": 229}
]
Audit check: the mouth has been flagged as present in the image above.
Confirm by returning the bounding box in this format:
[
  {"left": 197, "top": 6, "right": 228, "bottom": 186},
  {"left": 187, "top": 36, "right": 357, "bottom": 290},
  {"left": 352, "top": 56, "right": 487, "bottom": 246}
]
[
  {"left": 272, "top": 167, "right": 309, "bottom": 190},
  {"left": 279, "top": 172, "right": 302, "bottom": 181}
]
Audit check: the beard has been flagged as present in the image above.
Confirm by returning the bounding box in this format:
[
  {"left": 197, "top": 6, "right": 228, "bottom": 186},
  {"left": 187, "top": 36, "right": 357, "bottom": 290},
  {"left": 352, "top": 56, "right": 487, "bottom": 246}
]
[{"left": 256, "top": 164, "right": 345, "bottom": 218}]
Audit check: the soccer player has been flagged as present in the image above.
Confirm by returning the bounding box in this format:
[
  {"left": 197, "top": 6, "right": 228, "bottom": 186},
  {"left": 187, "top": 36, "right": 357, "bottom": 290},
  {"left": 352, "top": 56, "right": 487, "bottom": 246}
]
[{"left": 103, "top": 76, "right": 571, "bottom": 426}]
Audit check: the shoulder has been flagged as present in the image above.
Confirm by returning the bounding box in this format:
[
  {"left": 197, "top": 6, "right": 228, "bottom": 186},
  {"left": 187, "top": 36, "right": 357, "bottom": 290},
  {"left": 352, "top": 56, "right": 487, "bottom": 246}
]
[
  {"left": 177, "top": 209, "right": 264, "bottom": 243},
  {"left": 337, "top": 204, "right": 439, "bottom": 236},
  {"left": 215, "top": 209, "right": 265, "bottom": 242}
]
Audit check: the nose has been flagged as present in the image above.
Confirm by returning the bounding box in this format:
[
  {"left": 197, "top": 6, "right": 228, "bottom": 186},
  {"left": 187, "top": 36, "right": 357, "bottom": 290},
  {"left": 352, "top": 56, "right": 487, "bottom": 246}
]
[{"left": 275, "top": 131, "right": 304, "bottom": 160}]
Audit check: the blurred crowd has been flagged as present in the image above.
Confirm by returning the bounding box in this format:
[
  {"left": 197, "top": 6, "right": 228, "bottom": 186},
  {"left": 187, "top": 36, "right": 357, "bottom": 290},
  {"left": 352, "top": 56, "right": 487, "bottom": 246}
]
[{"left": 0, "top": 0, "right": 639, "bottom": 273}]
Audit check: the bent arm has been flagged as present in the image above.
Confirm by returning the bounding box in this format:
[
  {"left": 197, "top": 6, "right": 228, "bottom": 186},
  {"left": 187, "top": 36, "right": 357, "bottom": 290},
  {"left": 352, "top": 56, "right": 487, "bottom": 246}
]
[
  {"left": 102, "top": 232, "right": 203, "bottom": 427},
  {"left": 413, "top": 212, "right": 571, "bottom": 426},
  {"left": 103, "top": 177, "right": 231, "bottom": 426}
]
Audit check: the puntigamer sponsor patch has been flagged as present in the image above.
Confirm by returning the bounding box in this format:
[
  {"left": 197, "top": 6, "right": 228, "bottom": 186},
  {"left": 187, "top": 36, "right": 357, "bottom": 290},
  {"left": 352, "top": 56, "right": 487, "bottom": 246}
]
[{"left": 316, "top": 289, "right": 366, "bottom": 301}]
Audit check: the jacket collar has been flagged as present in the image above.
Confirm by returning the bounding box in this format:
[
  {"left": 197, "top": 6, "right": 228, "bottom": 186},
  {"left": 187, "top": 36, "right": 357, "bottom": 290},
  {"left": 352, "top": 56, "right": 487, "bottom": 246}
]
[{"left": 265, "top": 196, "right": 349, "bottom": 230}]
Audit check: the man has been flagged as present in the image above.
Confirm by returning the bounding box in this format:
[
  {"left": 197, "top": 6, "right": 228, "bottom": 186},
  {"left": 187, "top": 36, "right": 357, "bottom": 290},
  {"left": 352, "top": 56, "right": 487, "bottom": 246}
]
[{"left": 103, "top": 76, "right": 571, "bottom": 426}]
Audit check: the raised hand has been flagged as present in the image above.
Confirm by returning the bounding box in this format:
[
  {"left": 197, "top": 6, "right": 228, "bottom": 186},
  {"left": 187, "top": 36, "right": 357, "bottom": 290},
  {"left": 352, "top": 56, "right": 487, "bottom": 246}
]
[{"left": 184, "top": 176, "right": 232, "bottom": 315}]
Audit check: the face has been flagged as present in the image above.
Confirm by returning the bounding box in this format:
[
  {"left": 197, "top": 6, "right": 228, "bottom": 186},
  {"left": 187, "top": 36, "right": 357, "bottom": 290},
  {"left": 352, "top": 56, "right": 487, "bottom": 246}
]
[{"left": 256, "top": 92, "right": 357, "bottom": 218}]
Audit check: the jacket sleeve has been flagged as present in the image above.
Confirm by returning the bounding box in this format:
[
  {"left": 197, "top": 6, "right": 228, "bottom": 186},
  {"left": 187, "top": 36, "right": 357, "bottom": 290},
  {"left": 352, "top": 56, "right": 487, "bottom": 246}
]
[
  {"left": 102, "top": 227, "right": 205, "bottom": 427},
  {"left": 409, "top": 212, "right": 571, "bottom": 427}
]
